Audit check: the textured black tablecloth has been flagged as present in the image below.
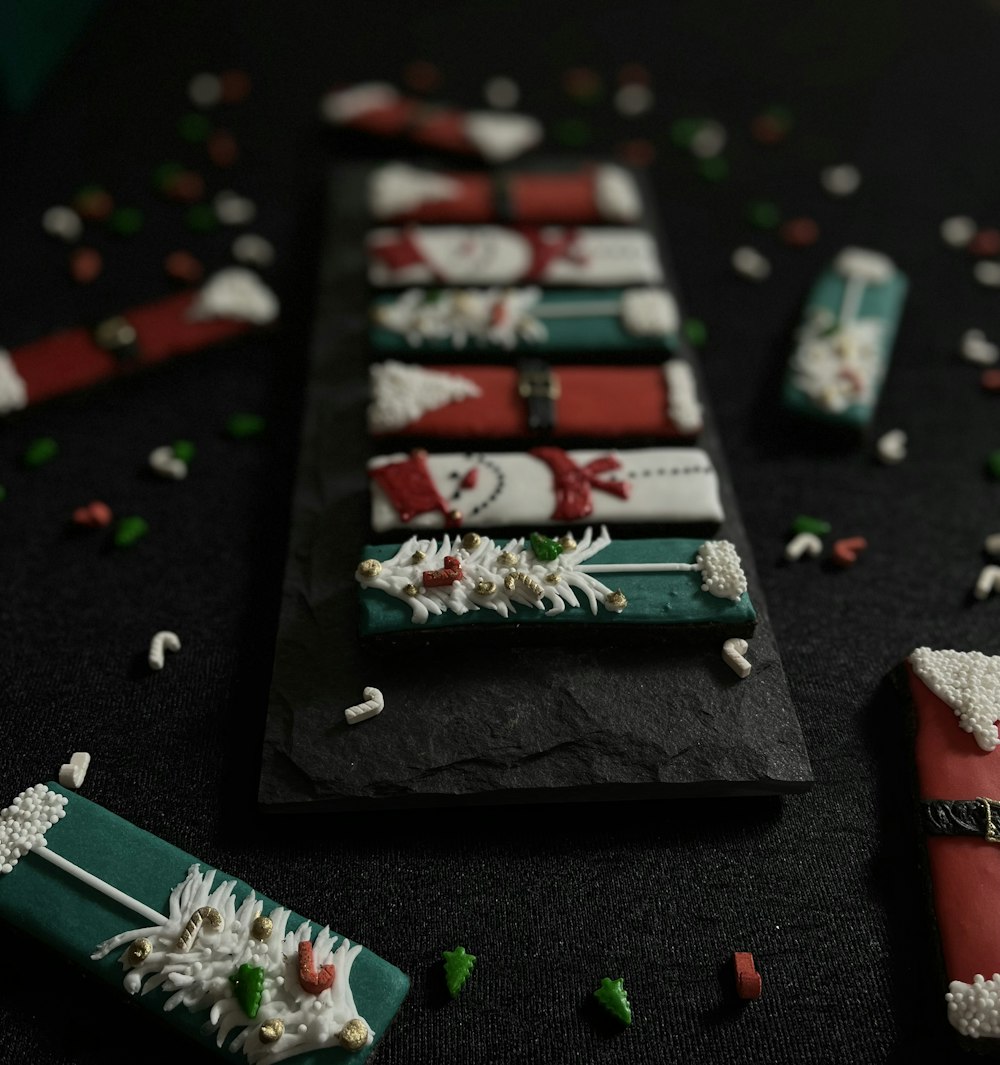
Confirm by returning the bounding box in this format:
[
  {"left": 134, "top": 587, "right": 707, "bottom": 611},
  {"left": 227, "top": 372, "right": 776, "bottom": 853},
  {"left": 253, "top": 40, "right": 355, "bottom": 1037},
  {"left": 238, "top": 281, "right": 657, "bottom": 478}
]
[{"left": 2, "top": 2, "right": 998, "bottom": 1062}]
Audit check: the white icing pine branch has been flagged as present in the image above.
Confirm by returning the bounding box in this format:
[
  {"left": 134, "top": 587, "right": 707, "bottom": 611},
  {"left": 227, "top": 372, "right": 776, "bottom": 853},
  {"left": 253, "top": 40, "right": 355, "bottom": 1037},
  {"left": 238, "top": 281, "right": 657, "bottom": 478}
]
[
  {"left": 0, "top": 784, "right": 167, "bottom": 924},
  {"left": 356, "top": 526, "right": 747, "bottom": 624}
]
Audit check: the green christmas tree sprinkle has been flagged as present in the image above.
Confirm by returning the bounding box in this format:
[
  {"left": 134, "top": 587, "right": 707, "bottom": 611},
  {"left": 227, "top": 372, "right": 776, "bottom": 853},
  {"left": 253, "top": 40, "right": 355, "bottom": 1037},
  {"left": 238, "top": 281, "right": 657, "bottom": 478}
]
[
  {"left": 682, "top": 318, "right": 707, "bottom": 349},
  {"left": 230, "top": 964, "right": 265, "bottom": 1018},
  {"left": 108, "top": 206, "right": 144, "bottom": 236},
  {"left": 23, "top": 437, "right": 58, "bottom": 468},
  {"left": 225, "top": 413, "right": 266, "bottom": 439},
  {"left": 987, "top": 451, "right": 1000, "bottom": 480},
  {"left": 594, "top": 976, "right": 632, "bottom": 1025},
  {"left": 791, "top": 514, "right": 831, "bottom": 536},
  {"left": 185, "top": 203, "right": 217, "bottom": 233},
  {"left": 178, "top": 112, "right": 212, "bottom": 143},
  {"left": 530, "top": 532, "right": 562, "bottom": 562},
  {"left": 171, "top": 439, "right": 197, "bottom": 464},
  {"left": 114, "top": 516, "right": 149, "bottom": 548},
  {"left": 442, "top": 945, "right": 476, "bottom": 998}
]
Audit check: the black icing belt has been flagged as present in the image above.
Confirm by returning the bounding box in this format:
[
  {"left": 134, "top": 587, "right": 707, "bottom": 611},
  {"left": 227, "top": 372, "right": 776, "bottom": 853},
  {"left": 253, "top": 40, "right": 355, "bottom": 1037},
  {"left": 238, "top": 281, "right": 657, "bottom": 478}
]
[
  {"left": 517, "top": 358, "right": 558, "bottom": 432},
  {"left": 491, "top": 172, "right": 514, "bottom": 222},
  {"left": 922, "top": 798, "right": 1000, "bottom": 841}
]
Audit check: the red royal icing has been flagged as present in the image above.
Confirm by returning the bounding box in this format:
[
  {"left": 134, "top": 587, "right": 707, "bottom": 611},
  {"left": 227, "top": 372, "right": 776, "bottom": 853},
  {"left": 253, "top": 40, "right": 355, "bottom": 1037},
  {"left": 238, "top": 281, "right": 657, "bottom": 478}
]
[
  {"left": 529, "top": 446, "right": 630, "bottom": 521},
  {"left": 369, "top": 450, "right": 449, "bottom": 523},
  {"left": 297, "top": 941, "right": 335, "bottom": 995}
]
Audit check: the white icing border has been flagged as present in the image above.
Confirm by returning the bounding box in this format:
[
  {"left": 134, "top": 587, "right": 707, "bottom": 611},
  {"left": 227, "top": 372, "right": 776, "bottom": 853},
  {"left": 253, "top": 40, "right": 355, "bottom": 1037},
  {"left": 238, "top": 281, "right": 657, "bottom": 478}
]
[
  {"left": 663, "top": 360, "right": 702, "bottom": 434},
  {"left": 368, "top": 361, "right": 481, "bottom": 432},
  {"left": 909, "top": 646, "right": 1000, "bottom": 751},
  {"left": 0, "top": 349, "right": 28, "bottom": 414}
]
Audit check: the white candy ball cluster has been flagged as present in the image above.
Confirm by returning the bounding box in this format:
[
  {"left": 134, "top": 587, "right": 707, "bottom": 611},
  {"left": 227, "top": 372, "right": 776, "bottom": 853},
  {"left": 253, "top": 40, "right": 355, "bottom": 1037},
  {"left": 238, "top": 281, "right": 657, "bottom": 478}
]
[
  {"left": 947, "top": 974, "right": 1000, "bottom": 1037},
  {"left": 909, "top": 647, "right": 1000, "bottom": 752},
  {"left": 697, "top": 540, "right": 748, "bottom": 601},
  {"left": 0, "top": 783, "right": 67, "bottom": 874}
]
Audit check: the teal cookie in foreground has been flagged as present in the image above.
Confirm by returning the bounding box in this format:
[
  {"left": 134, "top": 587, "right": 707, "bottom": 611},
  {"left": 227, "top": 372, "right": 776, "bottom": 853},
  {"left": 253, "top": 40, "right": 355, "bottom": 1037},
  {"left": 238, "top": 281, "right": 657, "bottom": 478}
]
[
  {"left": 0, "top": 783, "right": 408, "bottom": 1062},
  {"left": 781, "top": 247, "right": 908, "bottom": 431},
  {"left": 356, "top": 526, "right": 755, "bottom": 638}
]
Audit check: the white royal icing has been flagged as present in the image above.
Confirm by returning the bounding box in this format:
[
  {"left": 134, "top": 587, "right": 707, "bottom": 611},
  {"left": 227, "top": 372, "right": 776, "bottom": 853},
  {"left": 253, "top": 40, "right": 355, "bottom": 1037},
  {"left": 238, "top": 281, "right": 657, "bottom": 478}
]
[
  {"left": 0, "top": 349, "right": 28, "bottom": 414},
  {"left": 189, "top": 268, "right": 279, "bottom": 325},
  {"left": 368, "top": 361, "right": 482, "bottom": 432},
  {"left": 663, "top": 360, "right": 702, "bottom": 434},
  {"left": 909, "top": 647, "right": 1000, "bottom": 752},
  {"left": 621, "top": 288, "right": 678, "bottom": 336},
  {"left": 463, "top": 111, "right": 543, "bottom": 162},
  {"left": 368, "top": 446, "right": 724, "bottom": 532},
  {"left": 366, "top": 226, "right": 664, "bottom": 287},
  {"left": 93, "top": 864, "right": 371, "bottom": 1063},
  {"left": 594, "top": 165, "right": 642, "bottom": 223},
  {"left": 946, "top": 974, "right": 1000, "bottom": 1038},
  {"left": 320, "top": 81, "right": 398, "bottom": 124},
  {"left": 367, "top": 163, "right": 463, "bottom": 219}
]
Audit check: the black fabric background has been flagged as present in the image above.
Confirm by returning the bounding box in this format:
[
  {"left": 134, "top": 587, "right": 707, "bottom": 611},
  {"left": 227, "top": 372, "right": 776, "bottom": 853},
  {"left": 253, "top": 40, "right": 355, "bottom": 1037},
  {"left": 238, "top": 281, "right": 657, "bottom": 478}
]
[{"left": 1, "top": 2, "right": 997, "bottom": 1062}]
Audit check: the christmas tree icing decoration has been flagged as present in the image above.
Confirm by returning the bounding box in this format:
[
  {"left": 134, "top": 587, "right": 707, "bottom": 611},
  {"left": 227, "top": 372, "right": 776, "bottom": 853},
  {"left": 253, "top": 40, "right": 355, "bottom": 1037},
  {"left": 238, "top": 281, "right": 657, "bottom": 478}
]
[
  {"left": 355, "top": 525, "right": 748, "bottom": 625},
  {"left": 909, "top": 647, "right": 1000, "bottom": 751},
  {"left": 368, "top": 360, "right": 482, "bottom": 433},
  {"left": 594, "top": 976, "right": 632, "bottom": 1025},
  {"left": 442, "top": 946, "right": 476, "bottom": 998},
  {"left": 231, "top": 963, "right": 266, "bottom": 1018}
]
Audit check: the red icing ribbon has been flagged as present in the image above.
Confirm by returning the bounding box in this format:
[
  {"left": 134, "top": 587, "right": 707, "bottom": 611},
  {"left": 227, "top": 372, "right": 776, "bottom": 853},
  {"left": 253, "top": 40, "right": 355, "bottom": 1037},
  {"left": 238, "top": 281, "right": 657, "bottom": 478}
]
[
  {"left": 529, "top": 446, "right": 630, "bottom": 521},
  {"left": 368, "top": 450, "right": 449, "bottom": 523},
  {"left": 519, "top": 226, "right": 589, "bottom": 281},
  {"left": 298, "top": 941, "right": 335, "bottom": 995}
]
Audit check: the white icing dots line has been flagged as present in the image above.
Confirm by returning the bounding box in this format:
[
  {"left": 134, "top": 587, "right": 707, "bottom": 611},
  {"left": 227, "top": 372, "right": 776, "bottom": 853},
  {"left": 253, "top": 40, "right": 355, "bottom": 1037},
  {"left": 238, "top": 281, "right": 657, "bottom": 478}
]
[
  {"left": 947, "top": 973, "right": 1000, "bottom": 1037},
  {"left": 909, "top": 647, "right": 1000, "bottom": 752},
  {"left": 0, "top": 783, "right": 68, "bottom": 874}
]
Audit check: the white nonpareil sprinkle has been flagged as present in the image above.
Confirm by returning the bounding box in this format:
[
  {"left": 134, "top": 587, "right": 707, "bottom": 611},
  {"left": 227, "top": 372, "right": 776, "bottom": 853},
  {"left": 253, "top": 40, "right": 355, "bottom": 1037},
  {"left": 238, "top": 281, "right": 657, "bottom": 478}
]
[
  {"left": 960, "top": 329, "right": 999, "bottom": 365},
  {"left": 42, "top": 205, "right": 83, "bottom": 242},
  {"left": 614, "top": 82, "right": 654, "bottom": 118},
  {"left": 941, "top": 215, "right": 977, "bottom": 248},
  {"left": 231, "top": 233, "right": 275, "bottom": 268},
  {"left": 483, "top": 76, "right": 520, "bottom": 109},
  {"left": 731, "top": 246, "right": 771, "bottom": 281},
  {"left": 0, "top": 784, "right": 68, "bottom": 874},
  {"left": 946, "top": 974, "right": 1000, "bottom": 1037},
  {"left": 690, "top": 120, "right": 726, "bottom": 159},
  {"left": 213, "top": 190, "right": 257, "bottom": 226},
  {"left": 875, "top": 428, "right": 907, "bottom": 465},
  {"left": 188, "top": 72, "right": 222, "bottom": 108},
  {"left": 697, "top": 541, "right": 748, "bottom": 601},
  {"left": 820, "top": 164, "right": 861, "bottom": 197},
  {"left": 909, "top": 647, "right": 1000, "bottom": 751},
  {"left": 974, "top": 261, "right": 1000, "bottom": 288}
]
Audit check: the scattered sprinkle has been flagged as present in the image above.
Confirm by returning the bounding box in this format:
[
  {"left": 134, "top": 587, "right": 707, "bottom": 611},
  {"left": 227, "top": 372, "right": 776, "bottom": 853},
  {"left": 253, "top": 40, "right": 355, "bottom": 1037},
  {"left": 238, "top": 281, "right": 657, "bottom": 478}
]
[
  {"left": 58, "top": 752, "right": 91, "bottom": 790},
  {"left": 213, "top": 190, "right": 257, "bottom": 225},
  {"left": 779, "top": 216, "right": 819, "bottom": 248},
  {"left": 188, "top": 72, "right": 222, "bottom": 108},
  {"left": 164, "top": 250, "right": 205, "bottom": 284},
  {"left": 23, "top": 437, "right": 58, "bottom": 468},
  {"left": 682, "top": 318, "right": 707, "bottom": 348},
  {"left": 71, "top": 500, "right": 113, "bottom": 527},
  {"left": 784, "top": 531, "right": 823, "bottom": 561},
  {"left": 617, "top": 63, "right": 650, "bottom": 85},
  {"left": 876, "top": 428, "right": 907, "bottom": 465},
  {"left": 0, "top": 486, "right": 6, "bottom": 502},
  {"left": 750, "top": 105, "right": 793, "bottom": 145},
  {"left": 974, "top": 565, "right": 1000, "bottom": 600},
  {"left": 232, "top": 233, "right": 275, "bottom": 267},
  {"left": 614, "top": 82, "right": 654, "bottom": 117},
  {"left": 162, "top": 169, "right": 205, "bottom": 204},
  {"left": 562, "top": 66, "right": 604, "bottom": 103},
  {"left": 207, "top": 129, "right": 239, "bottom": 168},
  {"left": 791, "top": 515, "right": 831, "bottom": 536},
  {"left": 670, "top": 117, "right": 702, "bottom": 149},
  {"left": 219, "top": 69, "right": 252, "bottom": 104},
  {"left": 820, "top": 163, "right": 861, "bottom": 197},
  {"left": 73, "top": 185, "right": 114, "bottom": 220},
  {"left": 831, "top": 536, "right": 867, "bottom": 567},
  {"left": 690, "top": 120, "right": 726, "bottom": 159},
  {"left": 974, "top": 261, "right": 1000, "bottom": 288},
  {"left": 185, "top": 203, "right": 218, "bottom": 233},
  {"left": 114, "top": 515, "right": 149, "bottom": 548},
  {"left": 940, "top": 215, "right": 976, "bottom": 248},
  {"left": 402, "top": 59, "right": 441, "bottom": 94},
  {"left": 442, "top": 946, "right": 476, "bottom": 998},
  {"left": 697, "top": 156, "right": 729, "bottom": 182},
  {"left": 226, "top": 412, "right": 266, "bottom": 438},
  {"left": 70, "top": 246, "right": 103, "bottom": 283},
  {"left": 615, "top": 138, "right": 656, "bottom": 167},
  {"left": 178, "top": 112, "right": 212, "bottom": 143},
  {"left": 149, "top": 445, "right": 188, "bottom": 480},
  {"left": 981, "top": 369, "right": 1000, "bottom": 392},
  {"left": 172, "top": 440, "right": 196, "bottom": 464},
  {"left": 733, "top": 952, "right": 762, "bottom": 1000},
  {"left": 969, "top": 228, "right": 1000, "bottom": 258},
  {"left": 594, "top": 977, "right": 632, "bottom": 1025},
  {"left": 553, "top": 117, "right": 592, "bottom": 147},
  {"left": 745, "top": 200, "right": 781, "bottom": 230},
  {"left": 987, "top": 451, "right": 1000, "bottom": 479},
  {"left": 41, "top": 205, "right": 82, "bottom": 242},
  {"left": 961, "top": 329, "right": 999, "bottom": 365},
  {"left": 148, "top": 630, "right": 181, "bottom": 671},
  {"left": 483, "top": 76, "right": 519, "bottom": 109},
  {"left": 731, "top": 245, "right": 771, "bottom": 281},
  {"left": 722, "top": 637, "right": 751, "bottom": 679},
  {"left": 983, "top": 532, "right": 1000, "bottom": 558},
  {"left": 108, "top": 206, "right": 144, "bottom": 236}
]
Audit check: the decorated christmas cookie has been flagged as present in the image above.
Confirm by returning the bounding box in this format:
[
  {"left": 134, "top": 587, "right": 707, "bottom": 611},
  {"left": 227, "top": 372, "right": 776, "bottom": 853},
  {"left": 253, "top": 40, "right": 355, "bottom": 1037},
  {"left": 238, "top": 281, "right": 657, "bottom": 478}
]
[
  {"left": 782, "top": 247, "right": 908, "bottom": 430},
  {"left": 369, "top": 287, "right": 679, "bottom": 353},
  {"left": 367, "top": 359, "right": 702, "bottom": 439},
  {"left": 366, "top": 226, "right": 664, "bottom": 288},
  {"left": 367, "top": 446, "right": 724, "bottom": 533},
  {"left": 0, "top": 783, "right": 408, "bottom": 1062},
  {"left": 320, "top": 82, "right": 542, "bottom": 162},
  {"left": 903, "top": 647, "right": 1000, "bottom": 1045},
  {"left": 367, "top": 162, "right": 642, "bottom": 223},
  {"left": 355, "top": 525, "right": 753, "bottom": 638}
]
